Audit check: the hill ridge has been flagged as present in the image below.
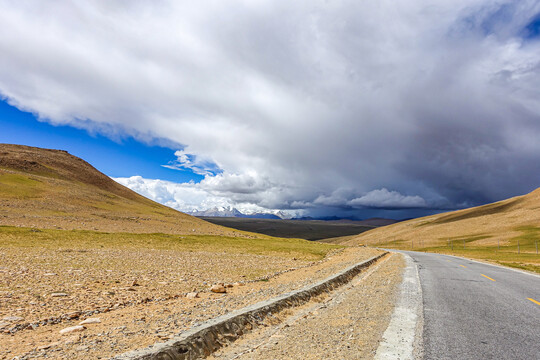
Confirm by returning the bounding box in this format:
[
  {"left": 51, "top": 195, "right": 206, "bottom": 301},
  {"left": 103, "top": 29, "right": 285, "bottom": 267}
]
[{"left": 0, "top": 143, "right": 241, "bottom": 236}]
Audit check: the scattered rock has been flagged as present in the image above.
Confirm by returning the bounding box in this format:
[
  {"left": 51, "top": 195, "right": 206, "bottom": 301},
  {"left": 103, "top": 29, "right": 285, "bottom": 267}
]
[
  {"left": 156, "top": 333, "right": 171, "bottom": 340},
  {"left": 131, "top": 280, "right": 140, "bottom": 287},
  {"left": 0, "top": 321, "right": 10, "bottom": 329},
  {"left": 66, "top": 311, "right": 81, "bottom": 319},
  {"left": 50, "top": 293, "right": 68, "bottom": 297},
  {"left": 44, "top": 273, "right": 57, "bottom": 276},
  {"left": 210, "top": 284, "right": 226, "bottom": 293},
  {"left": 59, "top": 325, "right": 85, "bottom": 335},
  {"left": 186, "top": 292, "right": 199, "bottom": 299},
  {"left": 37, "top": 341, "right": 60, "bottom": 350},
  {"left": 79, "top": 318, "right": 101, "bottom": 325},
  {"left": 2, "top": 316, "right": 24, "bottom": 322},
  {"left": 225, "top": 284, "right": 234, "bottom": 288}
]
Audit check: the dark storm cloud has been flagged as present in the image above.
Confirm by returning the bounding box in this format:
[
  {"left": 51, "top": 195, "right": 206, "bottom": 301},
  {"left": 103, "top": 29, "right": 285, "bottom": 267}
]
[{"left": 1, "top": 0, "right": 540, "bottom": 217}]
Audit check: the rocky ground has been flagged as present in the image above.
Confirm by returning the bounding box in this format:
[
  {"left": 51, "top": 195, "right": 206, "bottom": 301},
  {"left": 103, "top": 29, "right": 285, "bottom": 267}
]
[
  {"left": 1, "top": 246, "right": 381, "bottom": 359},
  {"left": 209, "top": 253, "right": 404, "bottom": 360}
]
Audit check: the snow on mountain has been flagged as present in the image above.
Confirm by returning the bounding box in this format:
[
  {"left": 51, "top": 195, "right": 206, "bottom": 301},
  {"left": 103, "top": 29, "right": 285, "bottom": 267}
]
[{"left": 188, "top": 206, "right": 283, "bottom": 219}]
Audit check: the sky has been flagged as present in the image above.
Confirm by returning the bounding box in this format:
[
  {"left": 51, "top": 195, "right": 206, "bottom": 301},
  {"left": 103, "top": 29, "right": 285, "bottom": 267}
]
[{"left": 1, "top": 1, "right": 540, "bottom": 220}]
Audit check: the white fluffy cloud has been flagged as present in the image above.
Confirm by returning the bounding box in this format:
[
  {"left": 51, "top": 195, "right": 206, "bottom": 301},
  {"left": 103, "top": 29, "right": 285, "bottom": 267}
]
[
  {"left": 348, "top": 189, "right": 427, "bottom": 209},
  {"left": 113, "top": 175, "right": 302, "bottom": 216},
  {"left": 162, "top": 150, "right": 221, "bottom": 176},
  {"left": 2, "top": 1, "right": 540, "bottom": 216}
]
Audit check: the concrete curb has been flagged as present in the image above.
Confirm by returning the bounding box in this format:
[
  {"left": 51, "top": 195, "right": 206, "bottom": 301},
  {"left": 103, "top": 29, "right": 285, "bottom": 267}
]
[{"left": 112, "top": 252, "right": 387, "bottom": 360}]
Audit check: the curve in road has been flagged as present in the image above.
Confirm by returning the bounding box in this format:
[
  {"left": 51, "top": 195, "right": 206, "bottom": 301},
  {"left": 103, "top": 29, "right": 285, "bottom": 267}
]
[{"left": 401, "top": 251, "right": 540, "bottom": 360}]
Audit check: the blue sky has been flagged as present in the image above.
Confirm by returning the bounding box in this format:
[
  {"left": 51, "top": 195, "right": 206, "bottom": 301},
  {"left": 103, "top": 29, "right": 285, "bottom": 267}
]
[{"left": 0, "top": 99, "right": 203, "bottom": 183}]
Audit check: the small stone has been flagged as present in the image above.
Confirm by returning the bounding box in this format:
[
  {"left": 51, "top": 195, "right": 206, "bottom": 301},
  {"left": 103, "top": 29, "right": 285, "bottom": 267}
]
[
  {"left": 51, "top": 293, "right": 68, "bottom": 297},
  {"left": 127, "top": 287, "right": 137, "bottom": 291},
  {"left": 210, "top": 284, "right": 226, "bottom": 293},
  {"left": 225, "top": 284, "right": 234, "bottom": 288},
  {"left": 79, "top": 318, "right": 101, "bottom": 325},
  {"left": 44, "top": 273, "right": 57, "bottom": 276},
  {"left": 156, "top": 333, "right": 171, "bottom": 340},
  {"left": 67, "top": 312, "right": 81, "bottom": 319},
  {"left": 2, "top": 316, "right": 24, "bottom": 322},
  {"left": 131, "top": 280, "right": 140, "bottom": 287},
  {"left": 186, "top": 292, "right": 199, "bottom": 299},
  {"left": 0, "top": 321, "right": 10, "bottom": 328},
  {"left": 37, "top": 341, "right": 60, "bottom": 350},
  {"left": 60, "top": 325, "right": 85, "bottom": 335}
]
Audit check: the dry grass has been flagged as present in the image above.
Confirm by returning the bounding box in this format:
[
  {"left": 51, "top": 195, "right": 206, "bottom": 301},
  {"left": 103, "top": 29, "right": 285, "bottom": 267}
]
[
  {"left": 0, "top": 144, "right": 247, "bottom": 236},
  {"left": 0, "top": 226, "right": 341, "bottom": 323},
  {"left": 342, "top": 188, "right": 540, "bottom": 273}
]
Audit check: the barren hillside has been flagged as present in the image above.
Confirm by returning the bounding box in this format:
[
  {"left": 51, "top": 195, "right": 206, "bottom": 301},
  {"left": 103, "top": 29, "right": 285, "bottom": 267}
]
[
  {"left": 0, "top": 144, "right": 239, "bottom": 236},
  {"left": 342, "top": 188, "right": 540, "bottom": 272},
  {"left": 345, "top": 187, "right": 540, "bottom": 248}
]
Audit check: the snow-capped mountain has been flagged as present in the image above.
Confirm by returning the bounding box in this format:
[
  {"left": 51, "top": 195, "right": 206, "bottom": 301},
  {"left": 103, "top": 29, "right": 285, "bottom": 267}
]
[{"left": 188, "top": 206, "right": 284, "bottom": 219}]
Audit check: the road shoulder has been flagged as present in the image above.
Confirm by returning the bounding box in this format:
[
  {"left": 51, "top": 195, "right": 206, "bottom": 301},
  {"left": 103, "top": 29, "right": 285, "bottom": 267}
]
[{"left": 374, "top": 252, "right": 423, "bottom": 360}]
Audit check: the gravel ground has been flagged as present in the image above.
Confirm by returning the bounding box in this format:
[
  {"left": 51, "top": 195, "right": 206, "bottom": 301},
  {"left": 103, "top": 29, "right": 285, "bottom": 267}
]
[
  {"left": 209, "top": 253, "right": 404, "bottom": 360},
  {"left": 1, "top": 247, "right": 381, "bottom": 359}
]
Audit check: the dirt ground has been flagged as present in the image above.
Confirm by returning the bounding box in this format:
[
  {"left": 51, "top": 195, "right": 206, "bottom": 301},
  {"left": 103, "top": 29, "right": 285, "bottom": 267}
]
[
  {"left": 209, "top": 253, "right": 404, "bottom": 360},
  {"left": 1, "top": 246, "right": 381, "bottom": 359}
]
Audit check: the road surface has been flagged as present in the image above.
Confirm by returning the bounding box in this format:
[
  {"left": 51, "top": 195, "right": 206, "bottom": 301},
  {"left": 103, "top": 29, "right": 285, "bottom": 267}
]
[{"left": 402, "top": 251, "right": 540, "bottom": 360}]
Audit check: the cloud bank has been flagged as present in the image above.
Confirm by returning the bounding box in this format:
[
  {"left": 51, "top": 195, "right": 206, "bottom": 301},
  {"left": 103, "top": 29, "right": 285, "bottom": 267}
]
[{"left": 2, "top": 1, "right": 540, "bottom": 218}]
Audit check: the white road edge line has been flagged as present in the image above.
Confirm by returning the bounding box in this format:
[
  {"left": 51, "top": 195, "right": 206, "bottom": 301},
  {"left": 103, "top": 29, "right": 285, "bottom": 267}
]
[{"left": 374, "top": 253, "right": 423, "bottom": 360}]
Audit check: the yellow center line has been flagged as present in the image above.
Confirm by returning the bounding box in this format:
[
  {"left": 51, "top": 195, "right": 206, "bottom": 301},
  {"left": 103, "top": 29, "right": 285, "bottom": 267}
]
[
  {"left": 459, "top": 265, "right": 466, "bottom": 268},
  {"left": 528, "top": 298, "right": 540, "bottom": 306},
  {"left": 481, "top": 274, "right": 495, "bottom": 282}
]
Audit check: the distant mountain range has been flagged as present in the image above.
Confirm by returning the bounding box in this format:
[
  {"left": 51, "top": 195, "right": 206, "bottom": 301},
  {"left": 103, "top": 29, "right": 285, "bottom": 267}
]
[
  {"left": 188, "top": 207, "right": 291, "bottom": 219},
  {"left": 188, "top": 206, "right": 398, "bottom": 225}
]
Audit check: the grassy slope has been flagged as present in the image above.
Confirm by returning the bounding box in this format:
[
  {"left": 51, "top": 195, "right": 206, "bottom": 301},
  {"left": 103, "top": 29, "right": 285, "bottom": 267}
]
[
  {"left": 0, "top": 144, "right": 240, "bottom": 236},
  {"left": 342, "top": 188, "right": 540, "bottom": 273}
]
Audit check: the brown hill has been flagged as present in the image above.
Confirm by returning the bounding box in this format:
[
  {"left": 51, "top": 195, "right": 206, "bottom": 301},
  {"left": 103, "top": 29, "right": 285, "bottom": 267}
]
[
  {"left": 0, "top": 144, "right": 239, "bottom": 236},
  {"left": 342, "top": 187, "right": 540, "bottom": 257}
]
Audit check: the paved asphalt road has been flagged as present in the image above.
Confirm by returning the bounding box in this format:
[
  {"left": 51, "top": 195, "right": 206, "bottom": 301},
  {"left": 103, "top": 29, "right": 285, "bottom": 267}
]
[{"left": 401, "top": 251, "right": 540, "bottom": 360}]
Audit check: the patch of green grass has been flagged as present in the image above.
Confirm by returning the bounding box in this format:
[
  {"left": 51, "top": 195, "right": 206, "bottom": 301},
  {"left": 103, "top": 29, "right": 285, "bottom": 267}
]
[
  {"left": 498, "top": 261, "right": 540, "bottom": 274},
  {"left": 446, "top": 234, "right": 492, "bottom": 242},
  {"left": 0, "top": 173, "right": 46, "bottom": 199},
  {"left": 0, "top": 226, "right": 341, "bottom": 261},
  {"left": 513, "top": 225, "right": 540, "bottom": 244}
]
